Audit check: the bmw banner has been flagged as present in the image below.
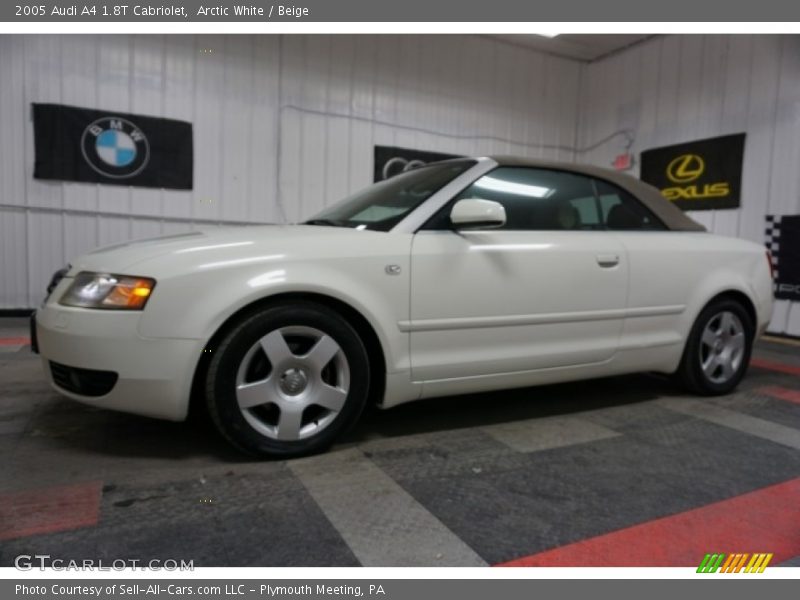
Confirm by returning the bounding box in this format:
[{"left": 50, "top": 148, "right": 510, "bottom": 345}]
[
  {"left": 32, "top": 103, "right": 193, "bottom": 190},
  {"left": 639, "top": 133, "right": 746, "bottom": 211},
  {"left": 374, "top": 146, "right": 461, "bottom": 182}
]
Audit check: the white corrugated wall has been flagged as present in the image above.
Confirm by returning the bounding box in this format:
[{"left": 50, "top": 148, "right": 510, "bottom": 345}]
[
  {"left": 579, "top": 35, "right": 800, "bottom": 336},
  {"left": 3, "top": 34, "right": 799, "bottom": 336},
  {"left": 0, "top": 34, "right": 581, "bottom": 309}
]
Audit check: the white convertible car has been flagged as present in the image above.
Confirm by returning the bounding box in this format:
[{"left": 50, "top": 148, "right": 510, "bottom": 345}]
[{"left": 34, "top": 156, "right": 773, "bottom": 456}]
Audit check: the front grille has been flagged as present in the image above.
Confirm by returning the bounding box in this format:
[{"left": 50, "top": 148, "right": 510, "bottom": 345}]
[
  {"left": 50, "top": 362, "right": 118, "bottom": 397},
  {"left": 29, "top": 311, "right": 39, "bottom": 354}
]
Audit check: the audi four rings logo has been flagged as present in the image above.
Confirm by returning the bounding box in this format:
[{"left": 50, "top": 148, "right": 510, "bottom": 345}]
[
  {"left": 666, "top": 154, "right": 705, "bottom": 183},
  {"left": 381, "top": 157, "right": 426, "bottom": 180},
  {"left": 81, "top": 117, "right": 150, "bottom": 179}
]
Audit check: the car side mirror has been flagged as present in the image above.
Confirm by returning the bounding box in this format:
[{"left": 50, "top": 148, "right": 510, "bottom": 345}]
[{"left": 449, "top": 199, "right": 506, "bottom": 230}]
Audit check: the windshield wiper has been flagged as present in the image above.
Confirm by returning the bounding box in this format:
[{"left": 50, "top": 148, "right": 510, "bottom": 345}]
[{"left": 304, "top": 218, "right": 350, "bottom": 227}]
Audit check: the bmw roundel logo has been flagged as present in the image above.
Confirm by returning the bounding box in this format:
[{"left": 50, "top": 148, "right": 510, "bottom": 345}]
[{"left": 81, "top": 117, "right": 150, "bottom": 178}]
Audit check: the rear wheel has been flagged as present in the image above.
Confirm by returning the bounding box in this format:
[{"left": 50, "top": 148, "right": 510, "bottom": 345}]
[
  {"left": 205, "top": 302, "right": 370, "bottom": 457},
  {"left": 676, "top": 298, "right": 754, "bottom": 395}
]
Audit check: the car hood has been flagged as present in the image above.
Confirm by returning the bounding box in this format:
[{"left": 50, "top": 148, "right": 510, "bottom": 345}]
[{"left": 69, "top": 224, "right": 381, "bottom": 274}]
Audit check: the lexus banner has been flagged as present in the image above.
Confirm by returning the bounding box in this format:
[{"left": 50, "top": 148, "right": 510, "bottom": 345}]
[
  {"left": 374, "top": 146, "right": 461, "bottom": 182},
  {"left": 33, "top": 103, "right": 193, "bottom": 190},
  {"left": 640, "top": 133, "right": 746, "bottom": 211}
]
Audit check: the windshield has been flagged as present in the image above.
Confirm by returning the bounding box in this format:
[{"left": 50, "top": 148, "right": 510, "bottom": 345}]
[{"left": 305, "top": 159, "right": 477, "bottom": 231}]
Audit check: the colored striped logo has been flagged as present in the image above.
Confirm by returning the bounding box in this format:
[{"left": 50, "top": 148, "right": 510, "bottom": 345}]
[{"left": 697, "top": 553, "right": 773, "bottom": 573}]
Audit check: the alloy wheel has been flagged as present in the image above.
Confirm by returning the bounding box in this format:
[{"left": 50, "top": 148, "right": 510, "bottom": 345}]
[
  {"left": 699, "top": 310, "right": 746, "bottom": 385},
  {"left": 234, "top": 326, "right": 350, "bottom": 441}
]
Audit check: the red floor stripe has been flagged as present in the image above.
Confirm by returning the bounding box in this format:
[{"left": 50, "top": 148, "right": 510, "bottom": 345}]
[
  {"left": 759, "top": 386, "right": 800, "bottom": 406},
  {"left": 0, "top": 337, "right": 29, "bottom": 346},
  {"left": 751, "top": 358, "right": 800, "bottom": 377},
  {"left": 0, "top": 481, "right": 102, "bottom": 541},
  {"left": 497, "top": 477, "right": 800, "bottom": 567}
]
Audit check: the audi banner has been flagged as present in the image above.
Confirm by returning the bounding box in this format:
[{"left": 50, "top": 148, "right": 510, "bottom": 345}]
[
  {"left": 33, "top": 103, "right": 193, "bottom": 190},
  {"left": 373, "top": 146, "right": 461, "bottom": 182},
  {"left": 639, "top": 133, "right": 746, "bottom": 211}
]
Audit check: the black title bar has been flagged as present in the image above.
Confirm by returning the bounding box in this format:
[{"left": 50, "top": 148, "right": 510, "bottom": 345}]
[{"left": 3, "top": 0, "right": 800, "bottom": 22}]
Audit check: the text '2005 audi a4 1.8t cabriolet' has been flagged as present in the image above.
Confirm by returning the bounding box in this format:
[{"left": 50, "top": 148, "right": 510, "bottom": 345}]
[{"left": 33, "top": 156, "right": 774, "bottom": 457}]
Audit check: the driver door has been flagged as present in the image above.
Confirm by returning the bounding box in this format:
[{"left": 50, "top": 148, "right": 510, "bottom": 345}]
[{"left": 408, "top": 167, "right": 628, "bottom": 383}]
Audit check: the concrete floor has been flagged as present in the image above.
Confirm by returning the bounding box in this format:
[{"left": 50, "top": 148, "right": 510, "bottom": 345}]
[{"left": 1, "top": 316, "right": 799, "bottom": 567}]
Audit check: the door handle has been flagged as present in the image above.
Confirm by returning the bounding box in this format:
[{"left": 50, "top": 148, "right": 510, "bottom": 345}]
[{"left": 596, "top": 254, "right": 620, "bottom": 268}]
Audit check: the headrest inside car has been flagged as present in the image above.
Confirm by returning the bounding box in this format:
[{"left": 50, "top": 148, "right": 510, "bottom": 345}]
[{"left": 607, "top": 204, "right": 643, "bottom": 230}]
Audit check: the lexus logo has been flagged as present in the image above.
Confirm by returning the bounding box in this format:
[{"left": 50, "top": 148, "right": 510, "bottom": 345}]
[{"left": 666, "top": 154, "right": 705, "bottom": 184}]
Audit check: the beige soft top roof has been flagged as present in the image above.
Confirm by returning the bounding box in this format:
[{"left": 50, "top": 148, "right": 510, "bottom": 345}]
[{"left": 488, "top": 155, "right": 706, "bottom": 232}]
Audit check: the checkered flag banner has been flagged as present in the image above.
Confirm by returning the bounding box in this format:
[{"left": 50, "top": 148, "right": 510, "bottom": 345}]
[
  {"left": 765, "top": 214, "right": 800, "bottom": 301},
  {"left": 765, "top": 215, "right": 781, "bottom": 277}
]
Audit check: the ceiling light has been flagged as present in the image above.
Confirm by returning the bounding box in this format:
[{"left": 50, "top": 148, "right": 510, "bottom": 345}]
[{"left": 474, "top": 176, "right": 552, "bottom": 198}]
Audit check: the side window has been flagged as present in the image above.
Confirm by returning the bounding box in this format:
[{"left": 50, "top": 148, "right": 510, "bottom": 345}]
[
  {"left": 426, "top": 167, "right": 602, "bottom": 231},
  {"left": 569, "top": 196, "right": 602, "bottom": 229},
  {"left": 595, "top": 179, "right": 665, "bottom": 231}
]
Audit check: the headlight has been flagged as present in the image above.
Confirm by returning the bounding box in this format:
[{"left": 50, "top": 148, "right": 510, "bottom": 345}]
[{"left": 59, "top": 272, "right": 156, "bottom": 310}]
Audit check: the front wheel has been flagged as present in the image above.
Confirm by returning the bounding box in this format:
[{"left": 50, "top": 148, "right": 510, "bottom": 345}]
[
  {"left": 676, "top": 299, "right": 754, "bottom": 395},
  {"left": 204, "top": 302, "right": 371, "bottom": 457}
]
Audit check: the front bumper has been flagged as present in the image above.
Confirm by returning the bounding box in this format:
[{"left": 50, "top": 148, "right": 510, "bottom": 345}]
[{"left": 36, "top": 299, "right": 202, "bottom": 422}]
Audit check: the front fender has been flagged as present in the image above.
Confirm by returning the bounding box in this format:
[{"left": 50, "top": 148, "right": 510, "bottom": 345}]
[{"left": 136, "top": 255, "right": 412, "bottom": 375}]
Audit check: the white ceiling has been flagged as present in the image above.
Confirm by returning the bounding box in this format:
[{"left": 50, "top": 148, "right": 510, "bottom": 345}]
[{"left": 485, "top": 34, "right": 654, "bottom": 62}]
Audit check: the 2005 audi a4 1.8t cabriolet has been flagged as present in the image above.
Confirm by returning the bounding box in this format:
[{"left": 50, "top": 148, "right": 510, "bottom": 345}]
[{"left": 34, "top": 156, "right": 774, "bottom": 457}]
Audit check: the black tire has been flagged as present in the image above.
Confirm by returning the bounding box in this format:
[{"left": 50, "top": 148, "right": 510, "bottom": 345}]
[
  {"left": 205, "top": 301, "right": 370, "bottom": 458},
  {"left": 676, "top": 298, "right": 754, "bottom": 395}
]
